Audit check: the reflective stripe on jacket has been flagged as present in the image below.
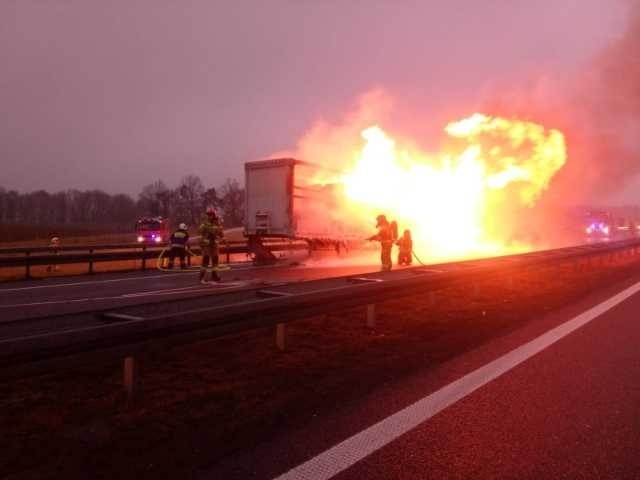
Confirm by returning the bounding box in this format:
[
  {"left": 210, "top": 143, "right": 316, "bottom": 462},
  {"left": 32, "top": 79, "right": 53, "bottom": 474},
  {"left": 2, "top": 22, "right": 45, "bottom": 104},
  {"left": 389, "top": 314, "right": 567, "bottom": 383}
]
[
  {"left": 170, "top": 230, "right": 189, "bottom": 249},
  {"left": 199, "top": 220, "right": 224, "bottom": 246}
]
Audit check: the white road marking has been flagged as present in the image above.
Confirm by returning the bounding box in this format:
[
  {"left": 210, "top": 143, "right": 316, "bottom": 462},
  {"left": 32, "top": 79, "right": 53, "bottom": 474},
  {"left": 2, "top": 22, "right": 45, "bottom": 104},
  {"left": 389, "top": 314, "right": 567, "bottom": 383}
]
[
  {"left": 0, "top": 273, "right": 189, "bottom": 292},
  {"left": 122, "top": 282, "right": 245, "bottom": 297},
  {"left": 0, "top": 283, "right": 246, "bottom": 308},
  {"left": 274, "top": 280, "right": 640, "bottom": 480},
  {"left": 0, "top": 262, "right": 278, "bottom": 293}
]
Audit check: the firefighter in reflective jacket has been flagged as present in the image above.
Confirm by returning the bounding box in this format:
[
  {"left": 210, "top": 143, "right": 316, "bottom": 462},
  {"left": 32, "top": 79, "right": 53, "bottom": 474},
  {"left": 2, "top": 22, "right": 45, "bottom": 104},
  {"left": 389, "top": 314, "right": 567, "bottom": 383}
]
[
  {"left": 368, "top": 215, "right": 396, "bottom": 271},
  {"left": 397, "top": 229, "right": 413, "bottom": 266},
  {"left": 199, "top": 207, "right": 224, "bottom": 284},
  {"left": 167, "top": 223, "right": 189, "bottom": 269}
]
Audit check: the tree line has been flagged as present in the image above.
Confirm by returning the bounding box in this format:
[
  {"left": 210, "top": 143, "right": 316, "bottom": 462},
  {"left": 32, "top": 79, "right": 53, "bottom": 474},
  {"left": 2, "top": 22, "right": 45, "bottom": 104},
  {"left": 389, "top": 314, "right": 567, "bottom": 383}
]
[{"left": 0, "top": 175, "right": 245, "bottom": 228}]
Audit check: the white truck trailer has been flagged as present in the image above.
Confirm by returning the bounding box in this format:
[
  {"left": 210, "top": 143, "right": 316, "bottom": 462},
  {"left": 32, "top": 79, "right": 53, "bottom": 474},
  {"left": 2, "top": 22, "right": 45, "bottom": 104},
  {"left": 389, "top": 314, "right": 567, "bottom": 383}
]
[{"left": 244, "top": 158, "right": 362, "bottom": 263}]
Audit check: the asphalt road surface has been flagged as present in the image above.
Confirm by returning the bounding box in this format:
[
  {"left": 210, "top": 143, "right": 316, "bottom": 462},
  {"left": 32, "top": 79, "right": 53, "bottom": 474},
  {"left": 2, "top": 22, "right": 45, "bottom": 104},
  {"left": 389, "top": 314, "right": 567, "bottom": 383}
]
[
  {"left": 209, "top": 273, "right": 640, "bottom": 480},
  {"left": 0, "top": 259, "right": 379, "bottom": 322}
]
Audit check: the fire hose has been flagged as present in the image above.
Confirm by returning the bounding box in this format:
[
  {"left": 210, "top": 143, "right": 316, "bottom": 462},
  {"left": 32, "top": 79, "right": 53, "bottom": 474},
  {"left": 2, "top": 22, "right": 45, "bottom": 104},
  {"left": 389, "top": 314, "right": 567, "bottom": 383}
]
[
  {"left": 156, "top": 246, "right": 230, "bottom": 273},
  {"left": 412, "top": 250, "right": 428, "bottom": 266}
]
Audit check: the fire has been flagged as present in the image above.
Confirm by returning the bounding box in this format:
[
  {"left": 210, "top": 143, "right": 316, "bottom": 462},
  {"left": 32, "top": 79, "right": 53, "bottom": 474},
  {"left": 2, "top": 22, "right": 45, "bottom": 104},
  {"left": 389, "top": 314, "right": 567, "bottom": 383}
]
[{"left": 334, "top": 113, "right": 566, "bottom": 259}]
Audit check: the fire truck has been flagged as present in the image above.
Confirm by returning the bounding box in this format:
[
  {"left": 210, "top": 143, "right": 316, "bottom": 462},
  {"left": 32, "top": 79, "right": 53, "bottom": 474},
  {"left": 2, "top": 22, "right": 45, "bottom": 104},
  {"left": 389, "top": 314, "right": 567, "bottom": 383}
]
[
  {"left": 135, "top": 216, "right": 170, "bottom": 244},
  {"left": 584, "top": 210, "right": 612, "bottom": 239}
]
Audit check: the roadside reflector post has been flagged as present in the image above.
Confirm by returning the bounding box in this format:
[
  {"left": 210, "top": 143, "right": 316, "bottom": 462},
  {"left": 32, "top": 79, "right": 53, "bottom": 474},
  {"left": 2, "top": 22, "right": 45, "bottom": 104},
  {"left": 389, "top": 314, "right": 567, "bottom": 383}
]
[
  {"left": 141, "top": 244, "right": 147, "bottom": 270},
  {"left": 123, "top": 356, "right": 138, "bottom": 405},
  {"left": 366, "top": 304, "right": 376, "bottom": 329},
  {"left": 276, "top": 323, "right": 286, "bottom": 351}
]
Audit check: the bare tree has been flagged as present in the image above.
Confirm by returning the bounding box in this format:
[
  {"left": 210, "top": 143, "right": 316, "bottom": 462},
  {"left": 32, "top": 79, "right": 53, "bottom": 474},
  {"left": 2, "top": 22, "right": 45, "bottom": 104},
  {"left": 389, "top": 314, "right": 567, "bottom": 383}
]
[
  {"left": 218, "top": 178, "right": 245, "bottom": 227},
  {"left": 138, "top": 180, "right": 170, "bottom": 217},
  {"left": 202, "top": 187, "right": 221, "bottom": 211},
  {"left": 175, "top": 175, "right": 205, "bottom": 225}
]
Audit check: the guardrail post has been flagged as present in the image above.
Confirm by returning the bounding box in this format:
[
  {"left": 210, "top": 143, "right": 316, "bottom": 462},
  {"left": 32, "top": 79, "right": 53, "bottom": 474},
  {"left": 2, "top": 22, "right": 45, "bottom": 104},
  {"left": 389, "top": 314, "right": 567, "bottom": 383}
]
[
  {"left": 276, "top": 323, "right": 286, "bottom": 351},
  {"left": 366, "top": 304, "right": 376, "bottom": 329},
  {"left": 25, "top": 251, "right": 31, "bottom": 280},
  {"left": 88, "top": 248, "right": 94, "bottom": 274},
  {"left": 141, "top": 245, "right": 147, "bottom": 270},
  {"left": 123, "top": 356, "right": 138, "bottom": 405}
]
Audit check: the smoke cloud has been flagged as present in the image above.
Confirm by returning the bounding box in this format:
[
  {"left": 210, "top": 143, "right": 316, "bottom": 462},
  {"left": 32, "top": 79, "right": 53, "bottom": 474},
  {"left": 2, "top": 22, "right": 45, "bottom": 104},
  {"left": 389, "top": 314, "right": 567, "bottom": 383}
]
[{"left": 483, "top": 2, "right": 640, "bottom": 206}]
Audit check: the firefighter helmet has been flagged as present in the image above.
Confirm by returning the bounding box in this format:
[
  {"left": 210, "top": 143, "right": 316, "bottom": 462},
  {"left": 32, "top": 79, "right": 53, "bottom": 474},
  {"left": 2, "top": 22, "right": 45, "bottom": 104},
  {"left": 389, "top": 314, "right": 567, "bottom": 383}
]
[
  {"left": 205, "top": 206, "right": 217, "bottom": 216},
  {"left": 179, "top": 223, "right": 187, "bottom": 230},
  {"left": 376, "top": 214, "right": 387, "bottom": 227}
]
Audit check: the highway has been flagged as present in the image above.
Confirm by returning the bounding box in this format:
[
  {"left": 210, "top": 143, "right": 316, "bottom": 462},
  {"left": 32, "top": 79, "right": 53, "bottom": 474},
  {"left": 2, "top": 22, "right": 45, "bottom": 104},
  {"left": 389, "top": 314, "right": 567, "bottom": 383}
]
[
  {"left": 208, "top": 273, "right": 640, "bottom": 480},
  {"left": 0, "top": 258, "right": 379, "bottom": 322}
]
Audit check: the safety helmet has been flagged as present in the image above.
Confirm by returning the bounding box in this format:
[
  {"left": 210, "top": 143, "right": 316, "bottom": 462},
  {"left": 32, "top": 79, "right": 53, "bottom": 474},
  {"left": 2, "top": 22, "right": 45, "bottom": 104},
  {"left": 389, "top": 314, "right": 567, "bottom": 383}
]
[
  {"left": 179, "top": 223, "right": 187, "bottom": 230},
  {"left": 50, "top": 236, "right": 60, "bottom": 244}
]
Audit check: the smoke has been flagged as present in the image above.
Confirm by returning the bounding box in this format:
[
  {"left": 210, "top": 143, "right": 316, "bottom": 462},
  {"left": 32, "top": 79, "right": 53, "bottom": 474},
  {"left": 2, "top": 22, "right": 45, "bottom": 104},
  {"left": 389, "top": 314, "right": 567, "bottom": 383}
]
[
  {"left": 273, "top": 4, "right": 640, "bottom": 251},
  {"left": 570, "top": 3, "right": 640, "bottom": 201},
  {"left": 276, "top": 88, "right": 394, "bottom": 172},
  {"left": 482, "top": 3, "right": 640, "bottom": 206}
]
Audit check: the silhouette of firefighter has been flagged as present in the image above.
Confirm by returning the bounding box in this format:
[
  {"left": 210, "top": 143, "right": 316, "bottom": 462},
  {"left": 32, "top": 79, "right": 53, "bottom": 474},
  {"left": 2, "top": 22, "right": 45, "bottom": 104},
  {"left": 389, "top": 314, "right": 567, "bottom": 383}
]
[
  {"left": 167, "top": 223, "right": 189, "bottom": 269},
  {"left": 199, "top": 207, "right": 224, "bottom": 284},
  {"left": 397, "top": 229, "right": 413, "bottom": 266},
  {"left": 368, "top": 214, "right": 397, "bottom": 271}
]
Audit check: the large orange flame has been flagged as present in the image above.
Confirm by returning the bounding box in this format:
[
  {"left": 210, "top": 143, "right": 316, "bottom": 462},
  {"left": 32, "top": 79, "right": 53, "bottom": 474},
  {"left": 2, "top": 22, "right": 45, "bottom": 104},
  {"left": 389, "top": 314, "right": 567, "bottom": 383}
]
[{"left": 326, "top": 113, "right": 566, "bottom": 259}]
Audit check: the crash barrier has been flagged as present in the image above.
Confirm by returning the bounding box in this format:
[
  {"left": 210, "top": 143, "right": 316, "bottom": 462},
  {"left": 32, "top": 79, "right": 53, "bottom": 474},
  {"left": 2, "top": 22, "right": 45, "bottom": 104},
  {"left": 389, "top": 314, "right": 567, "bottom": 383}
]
[
  {"left": 3, "top": 238, "right": 640, "bottom": 404},
  {"left": 0, "top": 240, "right": 310, "bottom": 279}
]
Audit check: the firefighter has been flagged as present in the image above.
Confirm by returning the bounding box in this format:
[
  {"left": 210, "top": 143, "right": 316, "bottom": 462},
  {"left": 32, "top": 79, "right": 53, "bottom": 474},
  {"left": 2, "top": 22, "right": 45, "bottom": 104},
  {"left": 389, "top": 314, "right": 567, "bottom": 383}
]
[
  {"left": 368, "top": 214, "right": 396, "bottom": 271},
  {"left": 198, "top": 207, "right": 224, "bottom": 284},
  {"left": 167, "top": 223, "right": 189, "bottom": 269},
  {"left": 397, "top": 229, "right": 413, "bottom": 266}
]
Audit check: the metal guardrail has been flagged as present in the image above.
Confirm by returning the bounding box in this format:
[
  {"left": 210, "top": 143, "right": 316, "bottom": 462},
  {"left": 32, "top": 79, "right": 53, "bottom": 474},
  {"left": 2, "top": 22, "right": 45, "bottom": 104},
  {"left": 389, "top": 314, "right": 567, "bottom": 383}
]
[
  {"left": 0, "top": 240, "right": 310, "bottom": 278},
  {"left": 3, "top": 237, "right": 640, "bottom": 382}
]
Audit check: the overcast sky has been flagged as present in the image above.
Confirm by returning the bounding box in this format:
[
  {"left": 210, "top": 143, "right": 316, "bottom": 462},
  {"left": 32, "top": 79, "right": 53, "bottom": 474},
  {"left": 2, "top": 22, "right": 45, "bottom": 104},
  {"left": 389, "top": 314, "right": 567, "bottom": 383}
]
[{"left": 0, "top": 0, "right": 628, "bottom": 196}]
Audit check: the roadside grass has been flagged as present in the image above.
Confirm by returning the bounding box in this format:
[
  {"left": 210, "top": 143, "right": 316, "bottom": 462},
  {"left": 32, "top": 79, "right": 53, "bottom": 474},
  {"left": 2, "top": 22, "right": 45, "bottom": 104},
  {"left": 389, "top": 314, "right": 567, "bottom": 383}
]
[{"left": 2, "top": 251, "right": 640, "bottom": 479}]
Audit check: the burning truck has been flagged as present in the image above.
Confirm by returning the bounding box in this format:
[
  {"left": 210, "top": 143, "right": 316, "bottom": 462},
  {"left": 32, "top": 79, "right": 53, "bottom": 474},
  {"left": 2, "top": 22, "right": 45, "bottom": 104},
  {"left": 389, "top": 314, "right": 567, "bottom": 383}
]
[
  {"left": 246, "top": 110, "right": 569, "bottom": 264},
  {"left": 244, "top": 158, "right": 364, "bottom": 263}
]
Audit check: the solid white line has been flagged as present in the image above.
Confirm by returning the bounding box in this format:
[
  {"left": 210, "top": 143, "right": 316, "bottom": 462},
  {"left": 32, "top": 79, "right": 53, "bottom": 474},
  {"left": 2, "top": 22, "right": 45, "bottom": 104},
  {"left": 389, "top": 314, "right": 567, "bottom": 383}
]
[
  {"left": 0, "top": 273, "right": 189, "bottom": 292},
  {"left": 0, "top": 262, "right": 275, "bottom": 293},
  {"left": 274, "top": 280, "right": 640, "bottom": 480},
  {"left": 0, "top": 283, "right": 246, "bottom": 308}
]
